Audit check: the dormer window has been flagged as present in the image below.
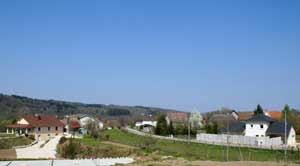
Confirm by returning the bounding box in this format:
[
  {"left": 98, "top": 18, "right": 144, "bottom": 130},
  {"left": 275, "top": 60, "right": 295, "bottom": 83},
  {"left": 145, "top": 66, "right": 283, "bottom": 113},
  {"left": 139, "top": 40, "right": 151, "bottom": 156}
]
[{"left": 260, "top": 124, "right": 263, "bottom": 129}]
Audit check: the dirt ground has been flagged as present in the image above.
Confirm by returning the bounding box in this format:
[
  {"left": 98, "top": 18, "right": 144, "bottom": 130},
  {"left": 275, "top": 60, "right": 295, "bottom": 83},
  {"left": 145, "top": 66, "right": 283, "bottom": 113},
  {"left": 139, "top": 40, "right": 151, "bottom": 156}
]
[
  {"left": 102, "top": 141, "right": 139, "bottom": 150},
  {"left": 0, "top": 149, "right": 16, "bottom": 160}
]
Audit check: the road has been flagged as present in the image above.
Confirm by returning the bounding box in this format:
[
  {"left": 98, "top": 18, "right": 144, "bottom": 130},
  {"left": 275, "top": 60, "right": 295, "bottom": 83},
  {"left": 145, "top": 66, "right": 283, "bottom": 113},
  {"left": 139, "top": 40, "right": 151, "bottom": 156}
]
[{"left": 16, "top": 136, "right": 61, "bottom": 159}]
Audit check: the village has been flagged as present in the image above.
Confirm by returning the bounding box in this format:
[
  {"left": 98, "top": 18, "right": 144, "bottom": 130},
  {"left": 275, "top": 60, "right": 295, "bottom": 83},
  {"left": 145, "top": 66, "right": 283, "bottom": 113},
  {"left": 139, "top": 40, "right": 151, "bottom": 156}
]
[
  {"left": 1, "top": 0, "right": 300, "bottom": 165},
  {"left": 1, "top": 104, "right": 299, "bottom": 165}
]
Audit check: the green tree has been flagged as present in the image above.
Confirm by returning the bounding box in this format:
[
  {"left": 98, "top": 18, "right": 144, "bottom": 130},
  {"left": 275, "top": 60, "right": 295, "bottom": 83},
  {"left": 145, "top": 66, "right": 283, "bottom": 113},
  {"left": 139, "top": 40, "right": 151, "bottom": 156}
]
[
  {"left": 281, "top": 104, "right": 293, "bottom": 122},
  {"left": 155, "top": 114, "right": 168, "bottom": 136},
  {"left": 85, "top": 121, "right": 100, "bottom": 139},
  {"left": 212, "top": 122, "right": 218, "bottom": 134},
  {"left": 254, "top": 104, "right": 264, "bottom": 115},
  {"left": 205, "top": 124, "right": 212, "bottom": 134},
  {"left": 168, "top": 121, "right": 175, "bottom": 135}
]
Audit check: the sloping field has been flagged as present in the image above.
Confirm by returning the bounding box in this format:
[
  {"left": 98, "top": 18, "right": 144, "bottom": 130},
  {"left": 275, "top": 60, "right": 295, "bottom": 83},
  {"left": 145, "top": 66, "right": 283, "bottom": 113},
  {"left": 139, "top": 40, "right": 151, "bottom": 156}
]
[{"left": 104, "top": 129, "right": 300, "bottom": 162}]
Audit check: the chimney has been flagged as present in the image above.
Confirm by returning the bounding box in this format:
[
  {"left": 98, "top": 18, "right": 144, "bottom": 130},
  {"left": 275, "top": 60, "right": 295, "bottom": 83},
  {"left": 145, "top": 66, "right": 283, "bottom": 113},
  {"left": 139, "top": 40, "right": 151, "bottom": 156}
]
[{"left": 35, "top": 114, "right": 41, "bottom": 120}]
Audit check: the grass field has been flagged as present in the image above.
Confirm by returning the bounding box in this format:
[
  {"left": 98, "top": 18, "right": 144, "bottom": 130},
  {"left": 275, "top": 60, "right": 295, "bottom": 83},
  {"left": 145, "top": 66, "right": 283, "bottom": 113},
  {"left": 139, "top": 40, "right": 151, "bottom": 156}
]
[
  {"left": 0, "top": 137, "right": 33, "bottom": 149},
  {"left": 104, "top": 129, "right": 300, "bottom": 162},
  {"left": 57, "top": 136, "right": 136, "bottom": 159},
  {"left": 0, "top": 133, "right": 16, "bottom": 138}
]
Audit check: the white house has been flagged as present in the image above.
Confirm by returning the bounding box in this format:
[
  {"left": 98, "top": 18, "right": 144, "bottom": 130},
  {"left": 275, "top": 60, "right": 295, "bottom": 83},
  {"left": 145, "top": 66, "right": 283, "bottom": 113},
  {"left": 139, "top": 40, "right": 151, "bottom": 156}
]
[
  {"left": 245, "top": 114, "right": 296, "bottom": 147},
  {"left": 198, "top": 113, "right": 297, "bottom": 149},
  {"left": 79, "top": 114, "right": 104, "bottom": 129},
  {"left": 135, "top": 121, "right": 157, "bottom": 133}
]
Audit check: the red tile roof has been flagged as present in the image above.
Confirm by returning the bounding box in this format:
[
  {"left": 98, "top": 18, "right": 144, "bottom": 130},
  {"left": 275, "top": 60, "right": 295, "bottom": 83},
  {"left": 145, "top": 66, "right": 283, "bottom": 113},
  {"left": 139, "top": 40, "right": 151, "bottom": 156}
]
[
  {"left": 265, "top": 112, "right": 282, "bottom": 120},
  {"left": 70, "top": 121, "right": 81, "bottom": 129},
  {"left": 23, "top": 115, "right": 64, "bottom": 127},
  {"left": 238, "top": 112, "right": 254, "bottom": 121},
  {"left": 7, "top": 124, "right": 32, "bottom": 129},
  {"left": 167, "top": 112, "right": 188, "bottom": 123}
]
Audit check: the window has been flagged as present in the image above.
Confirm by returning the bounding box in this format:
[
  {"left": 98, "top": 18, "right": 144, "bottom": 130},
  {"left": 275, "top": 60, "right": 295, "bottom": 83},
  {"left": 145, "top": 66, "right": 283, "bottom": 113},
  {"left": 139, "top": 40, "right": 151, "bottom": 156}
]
[
  {"left": 256, "top": 135, "right": 259, "bottom": 137},
  {"left": 38, "top": 127, "right": 41, "bottom": 131},
  {"left": 260, "top": 124, "right": 264, "bottom": 129},
  {"left": 48, "top": 127, "right": 51, "bottom": 131},
  {"left": 261, "top": 135, "right": 264, "bottom": 137},
  {"left": 251, "top": 124, "right": 253, "bottom": 128},
  {"left": 55, "top": 127, "right": 58, "bottom": 131}
]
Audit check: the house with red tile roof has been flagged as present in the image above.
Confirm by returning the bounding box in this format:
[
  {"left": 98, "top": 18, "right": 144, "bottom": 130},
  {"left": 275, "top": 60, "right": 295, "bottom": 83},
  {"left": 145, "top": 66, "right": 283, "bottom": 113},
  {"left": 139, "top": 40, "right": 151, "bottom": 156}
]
[
  {"left": 265, "top": 111, "right": 282, "bottom": 121},
  {"left": 166, "top": 112, "right": 188, "bottom": 126},
  {"left": 237, "top": 112, "right": 254, "bottom": 121},
  {"left": 7, "top": 115, "right": 64, "bottom": 141}
]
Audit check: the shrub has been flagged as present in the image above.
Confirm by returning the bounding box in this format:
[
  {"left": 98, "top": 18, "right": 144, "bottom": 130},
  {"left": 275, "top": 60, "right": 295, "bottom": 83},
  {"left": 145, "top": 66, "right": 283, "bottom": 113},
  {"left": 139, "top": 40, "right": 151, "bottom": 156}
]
[
  {"left": 60, "top": 139, "right": 81, "bottom": 159},
  {"left": 59, "top": 137, "right": 67, "bottom": 144},
  {"left": 28, "top": 135, "right": 35, "bottom": 140},
  {"left": 99, "top": 133, "right": 110, "bottom": 141}
]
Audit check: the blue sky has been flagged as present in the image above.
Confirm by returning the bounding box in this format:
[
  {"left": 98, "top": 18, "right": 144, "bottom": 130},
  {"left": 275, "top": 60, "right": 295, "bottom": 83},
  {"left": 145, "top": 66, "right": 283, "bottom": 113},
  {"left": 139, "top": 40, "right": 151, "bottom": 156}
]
[{"left": 1, "top": 0, "right": 300, "bottom": 112}]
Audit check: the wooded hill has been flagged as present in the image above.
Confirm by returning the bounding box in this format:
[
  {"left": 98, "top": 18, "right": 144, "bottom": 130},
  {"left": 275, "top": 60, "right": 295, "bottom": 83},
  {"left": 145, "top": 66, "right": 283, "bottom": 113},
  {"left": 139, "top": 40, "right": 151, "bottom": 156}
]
[{"left": 0, "top": 93, "right": 178, "bottom": 120}]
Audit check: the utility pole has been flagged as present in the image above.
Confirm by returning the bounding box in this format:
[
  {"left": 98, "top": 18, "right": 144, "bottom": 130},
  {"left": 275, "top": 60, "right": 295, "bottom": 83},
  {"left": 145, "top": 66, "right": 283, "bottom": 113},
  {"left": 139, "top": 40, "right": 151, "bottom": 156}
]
[
  {"left": 227, "top": 113, "right": 229, "bottom": 161},
  {"left": 284, "top": 108, "right": 287, "bottom": 160},
  {"left": 188, "top": 119, "right": 191, "bottom": 143}
]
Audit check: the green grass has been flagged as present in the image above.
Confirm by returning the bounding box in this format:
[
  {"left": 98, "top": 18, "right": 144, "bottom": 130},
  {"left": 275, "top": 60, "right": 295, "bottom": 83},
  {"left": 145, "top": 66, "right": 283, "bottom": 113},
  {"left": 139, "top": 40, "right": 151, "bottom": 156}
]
[
  {"left": 297, "top": 135, "right": 300, "bottom": 143},
  {"left": 0, "top": 133, "right": 16, "bottom": 138},
  {"left": 57, "top": 136, "right": 135, "bottom": 159},
  {"left": 104, "top": 129, "right": 300, "bottom": 162},
  {"left": 0, "top": 137, "right": 33, "bottom": 149}
]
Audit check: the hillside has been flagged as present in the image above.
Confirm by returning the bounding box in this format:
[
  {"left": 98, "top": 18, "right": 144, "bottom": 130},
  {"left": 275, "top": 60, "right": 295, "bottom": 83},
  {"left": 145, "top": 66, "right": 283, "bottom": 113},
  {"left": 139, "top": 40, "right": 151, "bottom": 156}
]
[{"left": 0, "top": 93, "right": 178, "bottom": 120}]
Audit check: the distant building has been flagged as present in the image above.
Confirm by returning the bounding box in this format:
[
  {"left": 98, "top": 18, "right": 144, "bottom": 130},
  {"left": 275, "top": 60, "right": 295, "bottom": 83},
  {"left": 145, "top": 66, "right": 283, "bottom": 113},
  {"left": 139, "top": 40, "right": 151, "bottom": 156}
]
[
  {"left": 264, "top": 111, "right": 282, "bottom": 121},
  {"left": 69, "top": 121, "right": 81, "bottom": 135},
  {"left": 166, "top": 112, "right": 188, "bottom": 126},
  {"left": 135, "top": 121, "right": 157, "bottom": 133},
  {"left": 79, "top": 114, "right": 104, "bottom": 129},
  {"left": 237, "top": 112, "right": 254, "bottom": 121},
  {"left": 206, "top": 111, "right": 238, "bottom": 129},
  {"left": 7, "top": 115, "right": 64, "bottom": 141},
  {"left": 63, "top": 114, "right": 103, "bottom": 136}
]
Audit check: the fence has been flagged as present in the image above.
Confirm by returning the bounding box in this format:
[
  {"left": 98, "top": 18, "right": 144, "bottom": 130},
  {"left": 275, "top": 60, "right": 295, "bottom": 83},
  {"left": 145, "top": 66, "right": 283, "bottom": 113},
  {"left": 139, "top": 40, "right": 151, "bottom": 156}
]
[
  {"left": 125, "top": 127, "right": 287, "bottom": 150},
  {"left": 196, "top": 133, "right": 283, "bottom": 149}
]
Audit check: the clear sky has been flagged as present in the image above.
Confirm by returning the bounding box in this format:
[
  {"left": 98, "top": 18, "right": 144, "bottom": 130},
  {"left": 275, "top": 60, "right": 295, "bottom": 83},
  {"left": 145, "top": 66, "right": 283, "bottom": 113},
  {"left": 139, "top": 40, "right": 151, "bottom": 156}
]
[{"left": 1, "top": 0, "right": 300, "bottom": 112}]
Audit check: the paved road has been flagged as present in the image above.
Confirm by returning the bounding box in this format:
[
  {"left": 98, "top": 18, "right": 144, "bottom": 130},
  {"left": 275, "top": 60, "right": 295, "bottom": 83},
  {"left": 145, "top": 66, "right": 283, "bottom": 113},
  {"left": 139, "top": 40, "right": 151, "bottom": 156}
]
[{"left": 16, "top": 136, "right": 61, "bottom": 159}]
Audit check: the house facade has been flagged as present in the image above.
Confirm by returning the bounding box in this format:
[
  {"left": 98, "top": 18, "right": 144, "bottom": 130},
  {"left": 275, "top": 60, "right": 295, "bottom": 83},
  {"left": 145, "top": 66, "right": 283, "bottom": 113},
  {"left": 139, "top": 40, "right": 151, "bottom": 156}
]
[
  {"left": 220, "top": 114, "right": 296, "bottom": 147},
  {"left": 166, "top": 112, "right": 188, "bottom": 126},
  {"left": 7, "top": 115, "right": 64, "bottom": 141},
  {"left": 79, "top": 114, "right": 104, "bottom": 129}
]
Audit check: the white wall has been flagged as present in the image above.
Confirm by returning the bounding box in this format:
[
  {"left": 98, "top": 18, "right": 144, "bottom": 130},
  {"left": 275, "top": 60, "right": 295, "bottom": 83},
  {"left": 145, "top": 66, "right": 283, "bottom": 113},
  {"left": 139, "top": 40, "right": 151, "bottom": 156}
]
[
  {"left": 17, "top": 118, "right": 29, "bottom": 125},
  {"left": 245, "top": 122, "right": 269, "bottom": 137},
  {"left": 196, "top": 133, "right": 283, "bottom": 147},
  {"left": 287, "top": 127, "right": 296, "bottom": 147}
]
